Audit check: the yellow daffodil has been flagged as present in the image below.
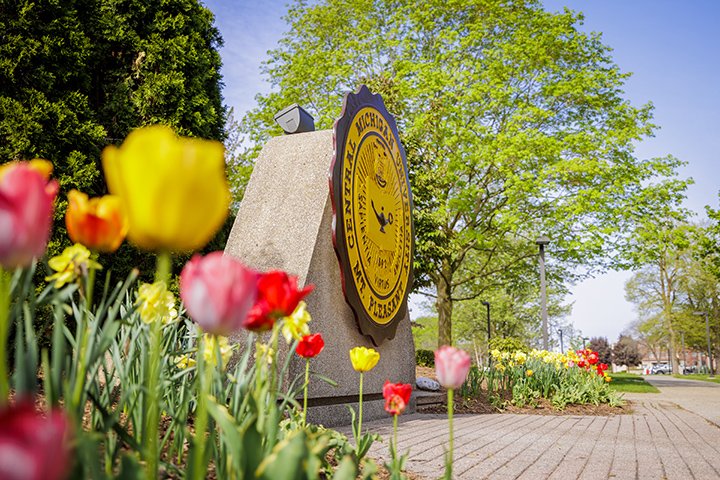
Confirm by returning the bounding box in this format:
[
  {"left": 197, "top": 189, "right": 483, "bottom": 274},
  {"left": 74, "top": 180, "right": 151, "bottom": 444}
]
[
  {"left": 281, "top": 301, "right": 311, "bottom": 343},
  {"left": 526, "top": 369, "right": 534, "bottom": 377},
  {"left": 136, "top": 281, "right": 177, "bottom": 324},
  {"left": 175, "top": 354, "right": 195, "bottom": 370},
  {"left": 45, "top": 243, "right": 102, "bottom": 287},
  {"left": 349, "top": 346, "right": 380, "bottom": 373},
  {"left": 101, "top": 125, "right": 230, "bottom": 252},
  {"left": 254, "top": 342, "right": 274, "bottom": 365},
  {"left": 175, "top": 335, "right": 234, "bottom": 370},
  {"left": 203, "top": 335, "right": 233, "bottom": 367}
]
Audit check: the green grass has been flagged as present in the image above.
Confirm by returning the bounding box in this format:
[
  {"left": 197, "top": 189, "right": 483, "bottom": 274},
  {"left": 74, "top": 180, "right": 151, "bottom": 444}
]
[
  {"left": 672, "top": 373, "right": 720, "bottom": 384},
  {"left": 608, "top": 372, "right": 660, "bottom": 393}
]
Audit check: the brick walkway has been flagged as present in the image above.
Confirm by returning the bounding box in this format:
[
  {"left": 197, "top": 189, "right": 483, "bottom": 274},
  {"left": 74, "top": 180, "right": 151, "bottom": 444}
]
[{"left": 347, "top": 378, "right": 720, "bottom": 479}]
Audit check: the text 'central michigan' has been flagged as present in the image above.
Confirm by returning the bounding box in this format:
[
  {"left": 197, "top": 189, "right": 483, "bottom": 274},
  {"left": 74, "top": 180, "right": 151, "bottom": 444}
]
[{"left": 330, "top": 85, "right": 414, "bottom": 345}]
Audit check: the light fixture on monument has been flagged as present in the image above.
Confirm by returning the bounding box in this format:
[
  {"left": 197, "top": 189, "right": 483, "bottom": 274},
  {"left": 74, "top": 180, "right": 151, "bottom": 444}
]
[
  {"left": 329, "top": 85, "right": 415, "bottom": 345},
  {"left": 274, "top": 104, "right": 315, "bottom": 134}
]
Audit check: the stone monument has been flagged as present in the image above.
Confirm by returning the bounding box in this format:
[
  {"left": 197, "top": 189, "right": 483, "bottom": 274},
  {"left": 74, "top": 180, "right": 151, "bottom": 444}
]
[{"left": 225, "top": 87, "right": 416, "bottom": 426}]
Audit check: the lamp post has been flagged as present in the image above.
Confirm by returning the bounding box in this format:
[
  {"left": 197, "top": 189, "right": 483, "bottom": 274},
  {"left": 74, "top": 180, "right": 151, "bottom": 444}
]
[
  {"left": 694, "top": 311, "right": 714, "bottom": 377},
  {"left": 557, "top": 329, "right": 564, "bottom": 354},
  {"left": 582, "top": 336, "right": 589, "bottom": 349},
  {"left": 536, "top": 235, "right": 550, "bottom": 350}
]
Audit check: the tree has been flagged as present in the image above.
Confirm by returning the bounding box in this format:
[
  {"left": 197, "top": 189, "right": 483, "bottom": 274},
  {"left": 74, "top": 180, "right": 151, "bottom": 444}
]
[
  {"left": 587, "top": 336, "right": 611, "bottom": 364},
  {"left": 239, "top": 0, "right": 689, "bottom": 348},
  {"left": 625, "top": 219, "right": 695, "bottom": 373},
  {"left": 612, "top": 335, "right": 640, "bottom": 366},
  {"left": 1, "top": 0, "right": 225, "bottom": 276}
]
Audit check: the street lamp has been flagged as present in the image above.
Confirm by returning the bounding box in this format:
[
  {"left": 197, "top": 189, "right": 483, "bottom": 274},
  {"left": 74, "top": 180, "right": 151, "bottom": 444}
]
[
  {"left": 557, "top": 329, "right": 564, "bottom": 354},
  {"left": 536, "top": 235, "right": 550, "bottom": 350},
  {"left": 694, "top": 311, "right": 714, "bottom": 377},
  {"left": 481, "top": 301, "right": 491, "bottom": 342},
  {"left": 582, "top": 336, "right": 589, "bottom": 349}
]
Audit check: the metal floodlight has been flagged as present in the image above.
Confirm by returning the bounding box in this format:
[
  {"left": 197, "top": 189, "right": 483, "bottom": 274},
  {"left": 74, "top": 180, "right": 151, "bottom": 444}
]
[
  {"left": 273, "top": 104, "right": 315, "bottom": 134},
  {"left": 535, "top": 235, "right": 551, "bottom": 246}
]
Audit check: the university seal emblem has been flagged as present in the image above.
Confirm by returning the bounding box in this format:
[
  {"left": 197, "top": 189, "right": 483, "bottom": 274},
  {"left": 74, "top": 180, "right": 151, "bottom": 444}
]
[{"left": 330, "top": 85, "right": 414, "bottom": 345}]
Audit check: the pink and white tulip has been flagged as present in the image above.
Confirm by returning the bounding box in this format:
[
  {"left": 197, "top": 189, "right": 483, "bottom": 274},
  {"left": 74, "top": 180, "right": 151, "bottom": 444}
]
[
  {"left": 434, "top": 346, "right": 471, "bottom": 390},
  {"left": 0, "top": 161, "right": 58, "bottom": 268},
  {"left": 180, "top": 252, "right": 257, "bottom": 336}
]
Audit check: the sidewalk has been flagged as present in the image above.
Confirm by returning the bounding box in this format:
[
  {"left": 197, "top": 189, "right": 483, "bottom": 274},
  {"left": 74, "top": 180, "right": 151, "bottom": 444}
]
[{"left": 346, "top": 383, "right": 720, "bottom": 479}]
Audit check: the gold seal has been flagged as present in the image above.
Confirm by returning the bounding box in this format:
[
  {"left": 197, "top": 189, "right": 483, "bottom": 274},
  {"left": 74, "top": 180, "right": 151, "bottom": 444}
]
[{"left": 331, "top": 86, "right": 414, "bottom": 344}]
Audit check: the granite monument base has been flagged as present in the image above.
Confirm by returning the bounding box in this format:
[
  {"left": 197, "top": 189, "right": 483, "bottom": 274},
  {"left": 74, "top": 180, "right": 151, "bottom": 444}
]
[{"left": 225, "top": 129, "right": 416, "bottom": 427}]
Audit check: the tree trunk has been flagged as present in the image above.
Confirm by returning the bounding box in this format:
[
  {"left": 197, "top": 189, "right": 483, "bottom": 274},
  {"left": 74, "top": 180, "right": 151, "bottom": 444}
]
[{"left": 436, "top": 261, "right": 453, "bottom": 348}]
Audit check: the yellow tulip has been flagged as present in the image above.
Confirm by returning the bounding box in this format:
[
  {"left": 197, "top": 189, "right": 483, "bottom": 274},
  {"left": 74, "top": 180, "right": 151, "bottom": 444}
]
[
  {"left": 101, "top": 125, "right": 230, "bottom": 252},
  {"left": 349, "top": 346, "right": 380, "bottom": 373}
]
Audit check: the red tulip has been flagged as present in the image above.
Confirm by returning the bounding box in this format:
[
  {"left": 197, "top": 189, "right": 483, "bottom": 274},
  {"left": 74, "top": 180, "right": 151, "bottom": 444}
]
[
  {"left": 244, "top": 270, "right": 314, "bottom": 331},
  {"left": 383, "top": 381, "right": 412, "bottom": 415},
  {"left": 296, "top": 333, "right": 325, "bottom": 358},
  {"left": 434, "top": 346, "right": 471, "bottom": 390},
  {"left": 0, "top": 402, "right": 73, "bottom": 480},
  {"left": 180, "top": 252, "right": 258, "bottom": 336},
  {"left": 0, "top": 161, "right": 58, "bottom": 268},
  {"left": 587, "top": 351, "right": 599, "bottom": 365}
]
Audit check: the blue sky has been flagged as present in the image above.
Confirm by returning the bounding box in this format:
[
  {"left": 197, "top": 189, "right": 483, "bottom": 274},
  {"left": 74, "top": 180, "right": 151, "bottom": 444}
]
[{"left": 204, "top": 0, "right": 720, "bottom": 343}]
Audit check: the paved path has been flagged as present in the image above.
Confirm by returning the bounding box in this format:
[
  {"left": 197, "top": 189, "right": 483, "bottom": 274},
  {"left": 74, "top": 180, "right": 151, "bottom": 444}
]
[
  {"left": 346, "top": 377, "right": 720, "bottom": 479},
  {"left": 640, "top": 374, "right": 720, "bottom": 426}
]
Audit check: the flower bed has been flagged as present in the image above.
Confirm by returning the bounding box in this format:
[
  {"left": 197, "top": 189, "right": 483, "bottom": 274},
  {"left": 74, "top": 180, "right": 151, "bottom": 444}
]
[{"left": 457, "top": 348, "right": 624, "bottom": 411}]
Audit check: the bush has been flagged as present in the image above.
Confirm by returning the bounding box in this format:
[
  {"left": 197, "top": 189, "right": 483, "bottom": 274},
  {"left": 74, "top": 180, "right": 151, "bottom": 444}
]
[
  {"left": 416, "top": 349, "right": 435, "bottom": 367},
  {"left": 489, "top": 337, "right": 529, "bottom": 353}
]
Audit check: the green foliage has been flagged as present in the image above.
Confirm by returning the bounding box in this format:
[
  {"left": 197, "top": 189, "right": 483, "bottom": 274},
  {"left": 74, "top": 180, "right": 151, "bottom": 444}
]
[
  {"left": 239, "top": 0, "right": 689, "bottom": 348},
  {"left": 1, "top": 0, "right": 226, "bottom": 280},
  {"left": 411, "top": 315, "right": 437, "bottom": 350},
  {"left": 415, "top": 349, "right": 435, "bottom": 367},
  {"left": 458, "top": 365, "right": 485, "bottom": 399},
  {"left": 489, "top": 337, "right": 529, "bottom": 353}
]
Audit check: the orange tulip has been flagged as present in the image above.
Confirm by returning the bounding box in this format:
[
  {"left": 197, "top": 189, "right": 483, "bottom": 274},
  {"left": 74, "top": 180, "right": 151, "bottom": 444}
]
[{"left": 65, "top": 190, "right": 128, "bottom": 252}]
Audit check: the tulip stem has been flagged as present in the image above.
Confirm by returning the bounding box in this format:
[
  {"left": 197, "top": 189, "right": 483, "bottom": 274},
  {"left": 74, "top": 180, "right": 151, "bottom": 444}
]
[
  {"left": 446, "top": 388, "right": 454, "bottom": 480},
  {"left": 145, "top": 251, "right": 171, "bottom": 478},
  {"left": 358, "top": 371, "right": 364, "bottom": 436},
  {"left": 0, "top": 267, "right": 10, "bottom": 406},
  {"left": 192, "top": 333, "right": 212, "bottom": 480},
  {"left": 393, "top": 413, "right": 398, "bottom": 456},
  {"left": 155, "top": 250, "right": 171, "bottom": 284},
  {"left": 302, "top": 358, "right": 310, "bottom": 427}
]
